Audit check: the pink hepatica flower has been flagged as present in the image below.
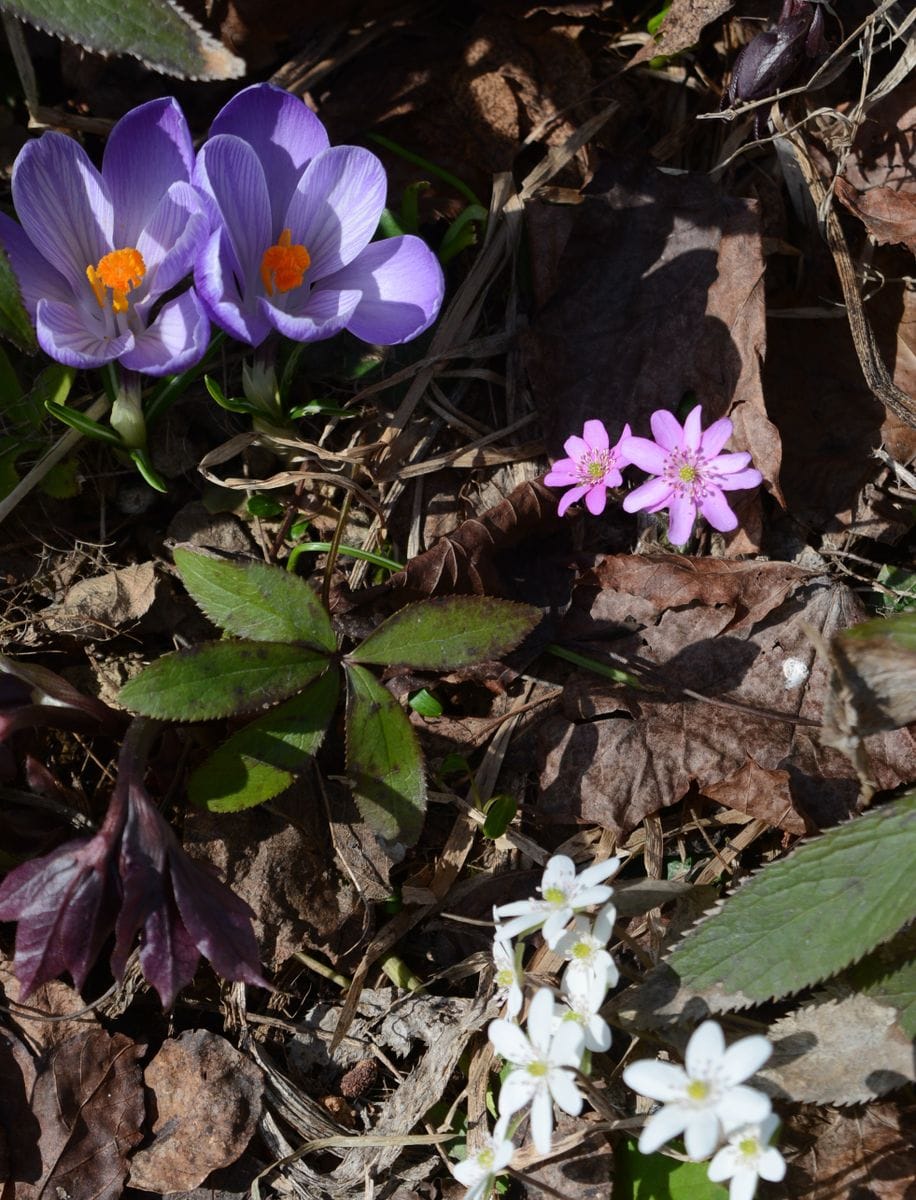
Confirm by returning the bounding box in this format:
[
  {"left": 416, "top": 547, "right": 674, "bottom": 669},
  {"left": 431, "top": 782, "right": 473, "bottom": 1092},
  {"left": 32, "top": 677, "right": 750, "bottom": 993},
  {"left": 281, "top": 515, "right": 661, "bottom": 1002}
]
[
  {"left": 545, "top": 419, "right": 632, "bottom": 516},
  {"left": 194, "top": 83, "right": 445, "bottom": 348},
  {"left": 0, "top": 99, "right": 209, "bottom": 374},
  {"left": 620, "top": 406, "right": 763, "bottom": 545}
]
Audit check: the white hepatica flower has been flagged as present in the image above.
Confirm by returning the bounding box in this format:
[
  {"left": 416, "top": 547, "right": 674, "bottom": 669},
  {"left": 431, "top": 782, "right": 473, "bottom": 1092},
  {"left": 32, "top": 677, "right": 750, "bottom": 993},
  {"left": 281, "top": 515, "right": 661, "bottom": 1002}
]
[
  {"left": 555, "top": 904, "right": 619, "bottom": 995},
  {"left": 451, "top": 1114, "right": 515, "bottom": 1200},
  {"left": 488, "top": 986, "right": 586, "bottom": 1155},
  {"left": 558, "top": 967, "right": 612, "bottom": 1052},
  {"left": 707, "top": 1115, "right": 786, "bottom": 1200},
  {"left": 492, "top": 936, "right": 525, "bottom": 1018},
  {"left": 494, "top": 854, "right": 621, "bottom": 948},
  {"left": 623, "top": 1020, "right": 773, "bottom": 1161}
]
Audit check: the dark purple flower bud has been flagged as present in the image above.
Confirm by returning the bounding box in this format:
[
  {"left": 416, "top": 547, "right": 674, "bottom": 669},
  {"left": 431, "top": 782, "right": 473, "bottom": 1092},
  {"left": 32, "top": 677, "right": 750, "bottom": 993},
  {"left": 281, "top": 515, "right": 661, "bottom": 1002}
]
[
  {"left": 0, "top": 653, "right": 120, "bottom": 743},
  {"left": 0, "top": 719, "right": 268, "bottom": 1008},
  {"left": 727, "top": 0, "right": 826, "bottom": 107}
]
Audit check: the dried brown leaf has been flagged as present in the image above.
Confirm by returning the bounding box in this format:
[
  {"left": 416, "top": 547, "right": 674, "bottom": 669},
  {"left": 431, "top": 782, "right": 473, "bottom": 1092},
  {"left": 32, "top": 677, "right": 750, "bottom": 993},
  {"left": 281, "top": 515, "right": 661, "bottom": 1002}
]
[
  {"left": 127, "top": 1030, "right": 263, "bottom": 1193},
  {"left": 630, "top": 0, "right": 733, "bottom": 64},
  {"left": 785, "top": 1098, "right": 916, "bottom": 1199},
  {"left": 22, "top": 1029, "right": 143, "bottom": 1200},
  {"left": 44, "top": 563, "right": 158, "bottom": 636}
]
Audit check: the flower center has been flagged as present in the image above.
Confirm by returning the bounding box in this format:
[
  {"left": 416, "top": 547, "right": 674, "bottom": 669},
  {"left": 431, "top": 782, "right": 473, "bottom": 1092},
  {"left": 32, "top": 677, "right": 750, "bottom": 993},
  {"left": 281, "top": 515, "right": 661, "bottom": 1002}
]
[
  {"left": 86, "top": 247, "right": 146, "bottom": 314},
  {"left": 578, "top": 450, "right": 612, "bottom": 485},
  {"left": 738, "top": 1136, "right": 760, "bottom": 1159},
  {"left": 496, "top": 968, "right": 515, "bottom": 987},
  {"left": 686, "top": 1078, "right": 711, "bottom": 1102},
  {"left": 527, "top": 1060, "right": 548, "bottom": 1077},
  {"left": 572, "top": 941, "right": 592, "bottom": 959},
  {"left": 260, "top": 228, "right": 311, "bottom": 296},
  {"left": 477, "top": 1147, "right": 495, "bottom": 1169},
  {"left": 678, "top": 464, "right": 698, "bottom": 484},
  {"left": 543, "top": 886, "right": 567, "bottom": 905}
]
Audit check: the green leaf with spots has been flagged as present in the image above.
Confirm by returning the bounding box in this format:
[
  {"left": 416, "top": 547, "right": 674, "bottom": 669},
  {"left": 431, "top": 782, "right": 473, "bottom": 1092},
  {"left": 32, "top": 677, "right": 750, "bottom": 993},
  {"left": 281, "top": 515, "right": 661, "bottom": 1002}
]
[
  {"left": 348, "top": 597, "right": 540, "bottom": 670},
  {"left": 189, "top": 668, "right": 340, "bottom": 812},
  {"left": 0, "top": 244, "right": 37, "bottom": 354},
  {"left": 345, "top": 662, "right": 425, "bottom": 845},
  {"left": 0, "top": 0, "right": 244, "bottom": 79},
  {"left": 118, "top": 641, "right": 330, "bottom": 721},
  {"left": 173, "top": 547, "right": 336, "bottom": 651},
  {"left": 663, "top": 791, "right": 916, "bottom": 1009}
]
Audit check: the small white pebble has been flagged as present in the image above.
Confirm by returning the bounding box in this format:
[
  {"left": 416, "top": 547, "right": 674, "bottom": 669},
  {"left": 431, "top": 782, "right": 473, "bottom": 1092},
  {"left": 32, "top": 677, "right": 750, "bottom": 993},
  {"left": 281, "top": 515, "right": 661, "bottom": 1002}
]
[{"left": 782, "top": 657, "right": 810, "bottom": 689}]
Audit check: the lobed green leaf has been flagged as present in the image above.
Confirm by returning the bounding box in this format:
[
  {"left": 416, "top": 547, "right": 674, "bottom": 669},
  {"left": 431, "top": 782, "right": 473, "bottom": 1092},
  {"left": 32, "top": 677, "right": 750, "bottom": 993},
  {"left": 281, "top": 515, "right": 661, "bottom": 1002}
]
[
  {"left": 188, "top": 669, "right": 340, "bottom": 812},
  {"left": 0, "top": 0, "right": 244, "bottom": 79},
  {"left": 345, "top": 663, "right": 426, "bottom": 845},
  {"left": 118, "top": 641, "right": 329, "bottom": 721},
  {"left": 348, "top": 596, "right": 540, "bottom": 670},
  {"left": 173, "top": 547, "right": 336, "bottom": 652}
]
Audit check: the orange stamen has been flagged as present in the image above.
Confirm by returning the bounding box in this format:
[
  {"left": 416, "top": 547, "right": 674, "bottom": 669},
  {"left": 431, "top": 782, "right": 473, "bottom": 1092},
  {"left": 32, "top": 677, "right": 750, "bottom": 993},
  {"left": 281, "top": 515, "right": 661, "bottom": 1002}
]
[
  {"left": 86, "top": 247, "right": 146, "bottom": 314},
  {"left": 260, "top": 228, "right": 310, "bottom": 296}
]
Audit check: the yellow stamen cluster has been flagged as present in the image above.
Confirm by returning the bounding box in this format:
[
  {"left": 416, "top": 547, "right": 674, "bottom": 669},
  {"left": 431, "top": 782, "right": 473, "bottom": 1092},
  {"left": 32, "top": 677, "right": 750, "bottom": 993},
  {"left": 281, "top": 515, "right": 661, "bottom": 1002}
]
[
  {"left": 260, "top": 228, "right": 311, "bottom": 296},
  {"left": 86, "top": 247, "right": 146, "bottom": 314}
]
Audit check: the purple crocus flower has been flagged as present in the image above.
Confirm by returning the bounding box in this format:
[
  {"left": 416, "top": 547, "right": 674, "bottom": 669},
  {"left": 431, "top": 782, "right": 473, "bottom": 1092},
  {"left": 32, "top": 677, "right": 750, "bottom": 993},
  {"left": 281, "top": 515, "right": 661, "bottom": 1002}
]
[
  {"left": 620, "top": 406, "right": 763, "bottom": 545},
  {"left": 0, "top": 98, "right": 210, "bottom": 375},
  {"left": 544, "top": 419, "right": 632, "bottom": 516},
  {"left": 193, "top": 83, "right": 445, "bottom": 348}
]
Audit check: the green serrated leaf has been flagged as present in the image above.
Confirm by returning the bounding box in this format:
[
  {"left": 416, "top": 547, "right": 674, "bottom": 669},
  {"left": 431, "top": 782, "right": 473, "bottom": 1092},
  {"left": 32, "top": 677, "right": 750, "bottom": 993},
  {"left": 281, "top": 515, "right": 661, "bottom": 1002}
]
[
  {"left": 845, "top": 924, "right": 916, "bottom": 1039},
  {"left": 1, "top": 0, "right": 244, "bottom": 80},
  {"left": 664, "top": 792, "right": 916, "bottom": 1008},
  {"left": 345, "top": 662, "right": 426, "bottom": 845},
  {"left": 615, "top": 1137, "right": 728, "bottom": 1200},
  {"left": 189, "top": 668, "right": 340, "bottom": 812},
  {"left": 173, "top": 547, "right": 337, "bottom": 652},
  {"left": 0, "top": 243, "right": 37, "bottom": 353},
  {"left": 118, "top": 641, "right": 330, "bottom": 721},
  {"left": 348, "top": 597, "right": 540, "bottom": 670}
]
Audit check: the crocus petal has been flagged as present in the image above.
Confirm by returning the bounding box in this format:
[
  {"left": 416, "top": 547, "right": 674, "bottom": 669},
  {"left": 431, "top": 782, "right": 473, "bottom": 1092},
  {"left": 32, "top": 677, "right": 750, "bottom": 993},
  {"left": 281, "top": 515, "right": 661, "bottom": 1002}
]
[
  {"left": 210, "top": 83, "right": 330, "bottom": 228},
  {"left": 685, "top": 1020, "right": 726, "bottom": 1076},
  {"left": 261, "top": 284, "right": 361, "bottom": 343},
  {"left": 195, "top": 227, "right": 272, "bottom": 346},
  {"left": 718, "top": 1086, "right": 772, "bottom": 1130},
  {"left": 136, "top": 181, "right": 208, "bottom": 300},
  {"left": 622, "top": 477, "right": 673, "bottom": 514},
  {"left": 619, "top": 435, "right": 669, "bottom": 475},
  {"left": 285, "top": 145, "right": 387, "bottom": 277},
  {"left": 582, "top": 419, "right": 609, "bottom": 452},
  {"left": 667, "top": 494, "right": 697, "bottom": 545},
  {"left": 195, "top": 134, "right": 272, "bottom": 291},
  {"left": 0, "top": 211, "right": 71, "bottom": 316},
  {"left": 638, "top": 1102, "right": 690, "bottom": 1154},
  {"left": 584, "top": 484, "right": 608, "bottom": 515},
  {"left": 648, "top": 408, "right": 684, "bottom": 451},
  {"left": 557, "top": 484, "right": 589, "bottom": 516},
  {"left": 103, "top": 98, "right": 194, "bottom": 248},
  {"left": 35, "top": 298, "right": 133, "bottom": 369},
  {"left": 528, "top": 1086, "right": 555, "bottom": 1155},
  {"left": 623, "top": 1058, "right": 688, "bottom": 1102},
  {"left": 684, "top": 1108, "right": 721, "bottom": 1160},
  {"left": 699, "top": 487, "right": 738, "bottom": 533},
  {"left": 488, "top": 1018, "right": 535, "bottom": 1065},
  {"left": 497, "top": 1068, "right": 539, "bottom": 1117},
  {"left": 329, "top": 235, "right": 444, "bottom": 344},
  {"left": 119, "top": 289, "right": 209, "bottom": 376},
  {"left": 717, "top": 466, "right": 764, "bottom": 491},
  {"left": 698, "top": 415, "right": 733, "bottom": 458},
  {"left": 544, "top": 460, "right": 580, "bottom": 486},
  {"left": 13, "top": 132, "right": 113, "bottom": 294}
]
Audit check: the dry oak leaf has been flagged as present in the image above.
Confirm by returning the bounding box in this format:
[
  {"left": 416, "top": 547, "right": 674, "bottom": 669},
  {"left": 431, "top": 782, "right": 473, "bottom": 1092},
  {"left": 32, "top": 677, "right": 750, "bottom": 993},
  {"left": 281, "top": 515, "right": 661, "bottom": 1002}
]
[
  {"left": 127, "top": 1029, "right": 263, "bottom": 1193},
  {"left": 785, "top": 1098, "right": 916, "bottom": 1199},
  {"left": 43, "top": 562, "right": 158, "bottom": 637},
  {"left": 629, "top": 0, "right": 734, "bottom": 64},
  {"left": 20, "top": 1029, "right": 144, "bottom": 1200}
]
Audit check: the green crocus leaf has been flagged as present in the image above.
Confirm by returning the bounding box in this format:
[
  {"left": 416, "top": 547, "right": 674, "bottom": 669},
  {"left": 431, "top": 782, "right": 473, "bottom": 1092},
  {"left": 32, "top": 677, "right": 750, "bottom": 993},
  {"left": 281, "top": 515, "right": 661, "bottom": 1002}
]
[
  {"left": 0, "top": 244, "right": 38, "bottom": 353},
  {"left": 348, "top": 597, "right": 540, "bottom": 670},
  {"left": 173, "top": 547, "right": 336, "bottom": 652},
  {"left": 189, "top": 669, "right": 340, "bottom": 812},
  {"left": 660, "top": 791, "right": 916, "bottom": 1011},
  {"left": 119, "top": 642, "right": 330, "bottom": 721},
  {"left": 345, "top": 663, "right": 425, "bottom": 845},
  {"left": 0, "top": 0, "right": 244, "bottom": 79}
]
